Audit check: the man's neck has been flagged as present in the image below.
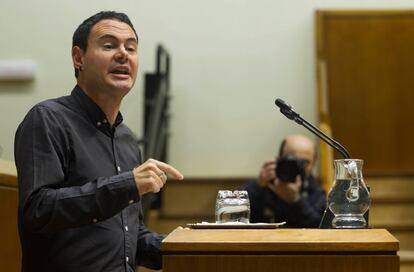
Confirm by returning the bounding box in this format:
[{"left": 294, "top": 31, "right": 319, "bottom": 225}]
[{"left": 78, "top": 84, "right": 122, "bottom": 126}]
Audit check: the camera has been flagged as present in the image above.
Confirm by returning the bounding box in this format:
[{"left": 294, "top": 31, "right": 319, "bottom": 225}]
[{"left": 276, "top": 154, "right": 306, "bottom": 182}]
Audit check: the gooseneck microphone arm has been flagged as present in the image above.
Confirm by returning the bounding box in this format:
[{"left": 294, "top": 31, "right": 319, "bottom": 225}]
[{"left": 275, "top": 98, "right": 351, "bottom": 159}]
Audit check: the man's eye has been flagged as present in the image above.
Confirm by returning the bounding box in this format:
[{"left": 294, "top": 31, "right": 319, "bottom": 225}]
[
  {"left": 127, "top": 47, "right": 136, "bottom": 52},
  {"left": 103, "top": 44, "right": 114, "bottom": 49}
]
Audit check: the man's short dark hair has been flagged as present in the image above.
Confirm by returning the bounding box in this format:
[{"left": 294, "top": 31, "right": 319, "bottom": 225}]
[{"left": 72, "top": 11, "right": 138, "bottom": 78}]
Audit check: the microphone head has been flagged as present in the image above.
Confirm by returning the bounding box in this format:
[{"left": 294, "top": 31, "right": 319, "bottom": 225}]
[
  {"left": 275, "top": 98, "right": 297, "bottom": 121},
  {"left": 275, "top": 98, "right": 286, "bottom": 108},
  {"left": 275, "top": 98, "right": 291, "bottom": 110}
]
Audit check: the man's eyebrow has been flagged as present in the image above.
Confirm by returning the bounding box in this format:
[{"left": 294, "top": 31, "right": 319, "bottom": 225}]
[{"left": 97, "top": 34, "right": 138, "bottom": 44}]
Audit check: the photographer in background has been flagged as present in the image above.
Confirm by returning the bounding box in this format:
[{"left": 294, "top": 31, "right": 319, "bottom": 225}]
[{"left": 244, "top": 134, "right": 326, "bottom": 227}]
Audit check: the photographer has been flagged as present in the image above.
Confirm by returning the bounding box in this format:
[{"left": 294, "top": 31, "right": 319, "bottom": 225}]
[{"left": 244, "top": 134, "right": 326, "bottom": 227}]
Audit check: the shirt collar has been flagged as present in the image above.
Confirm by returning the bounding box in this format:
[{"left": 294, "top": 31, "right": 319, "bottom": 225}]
[{"left": 71, "top": 85, "right": 124, "bottom": 130}]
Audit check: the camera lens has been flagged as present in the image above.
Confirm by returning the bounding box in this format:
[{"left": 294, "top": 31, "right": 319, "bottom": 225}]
[{"left": 276, "top": 155, "right": 306, "bottom": 182}]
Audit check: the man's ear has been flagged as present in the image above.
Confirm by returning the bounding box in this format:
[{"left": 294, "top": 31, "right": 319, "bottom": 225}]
[{"left": 72, "top": 46, "right": 84, "bottom": 70}]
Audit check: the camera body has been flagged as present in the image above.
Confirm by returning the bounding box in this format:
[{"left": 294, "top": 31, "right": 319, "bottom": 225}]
[{"left": 276, "top": 154, "right": 306, "bottom": 182}]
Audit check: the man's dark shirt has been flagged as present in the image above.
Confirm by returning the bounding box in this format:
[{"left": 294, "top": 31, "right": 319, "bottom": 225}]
[
  {"left": 14, "top": 86, "right": 164, "bottom": 272},
  {"left": 244, "top": 176, "right": 326, "bottom": 227}
]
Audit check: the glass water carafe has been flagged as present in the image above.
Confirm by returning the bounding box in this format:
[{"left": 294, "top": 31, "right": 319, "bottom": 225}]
[{"left": 327, "top": 159, "right": 371, "bottom": 228}]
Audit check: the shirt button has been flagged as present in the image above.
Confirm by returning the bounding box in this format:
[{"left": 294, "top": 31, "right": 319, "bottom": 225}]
[
  {"left": 117, "top": 166, "right": 121, "bottom": 172},
  {"left": 126, "top": 257, "right": 129, "bottom": 262},
  {"left": 97, "top": 121, "right": 102, "bottom": 127},
  {"left": 92, "top": 218, "right": 98, "bottom": 223},
  {"left": 125, "top": 226, "right": 129, "bottom": 231},
  {"left": 128, "top": 200, "right": 134, "bottom": 204}
]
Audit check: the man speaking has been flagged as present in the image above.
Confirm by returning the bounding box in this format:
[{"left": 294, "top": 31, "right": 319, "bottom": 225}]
[{"left": 15, "top": 11, "right": 183, "bottom": 272}]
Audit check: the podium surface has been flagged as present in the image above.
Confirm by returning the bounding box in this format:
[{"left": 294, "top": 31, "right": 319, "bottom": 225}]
[{"left": 162, "top": 228, "right": 399, "bottom": 272}]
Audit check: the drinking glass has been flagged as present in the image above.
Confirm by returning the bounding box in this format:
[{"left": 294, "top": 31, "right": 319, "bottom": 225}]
[{"left": 215, "top": 190, "right": 250, "bottom": 223}]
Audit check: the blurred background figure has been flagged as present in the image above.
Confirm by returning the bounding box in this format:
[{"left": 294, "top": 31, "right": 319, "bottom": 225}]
[{"left": 243, "top": 134, "right": 326, "bottom": 227}]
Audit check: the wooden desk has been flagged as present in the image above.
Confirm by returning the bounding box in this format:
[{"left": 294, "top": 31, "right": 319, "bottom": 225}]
[{"left": 162, "top": 228, "right": 399, "bottom": 272}]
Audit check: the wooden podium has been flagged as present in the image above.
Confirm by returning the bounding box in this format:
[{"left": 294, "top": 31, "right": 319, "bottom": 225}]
[{"left": 162, "top": 228, "right": 399, "bottom": 272}]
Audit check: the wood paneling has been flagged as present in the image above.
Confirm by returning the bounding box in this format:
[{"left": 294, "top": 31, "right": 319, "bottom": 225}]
[
  {"left": 161, "top": 178, "right": 249, "bottom": 218},
  {"left": 316, "top": 10, "right": 414, "bottom": 176},
  {"left": 164, "top": 255, "right": 399, "bottom": 272},
  {"left": 0, "top": 159, "right": 17, "bottom": 186},
  {"left": 0, "top": 160, "right": 20, "bottom": 272}
]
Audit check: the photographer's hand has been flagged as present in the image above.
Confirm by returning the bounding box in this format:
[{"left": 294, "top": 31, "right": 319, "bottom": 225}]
[
  {"left": 257, "top": 160, "right": 276, "bottom": 187},
  {"left": 268, "top": 175, "right": 301, "bottom": 203}
]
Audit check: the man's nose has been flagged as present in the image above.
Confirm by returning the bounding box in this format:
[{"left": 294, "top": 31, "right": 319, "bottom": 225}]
[{"left": 115, "top": 47, "right": 129, "bottom": 63}]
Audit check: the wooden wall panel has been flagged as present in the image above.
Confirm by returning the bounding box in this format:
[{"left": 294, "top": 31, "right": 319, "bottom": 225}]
[
  {"left": 316, "top": 10, "right": 414, "bottom": 176},
  {"left": 0, "top": 160, "right": 20, "bottom": 272},
  {"left": 0, "top": 187, "right": 20, "bottom": 272}
]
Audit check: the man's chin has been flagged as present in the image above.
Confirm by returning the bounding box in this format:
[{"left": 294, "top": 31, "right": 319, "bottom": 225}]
[{"left": 109, "top": 81, "right": 134, "bottom": 94}]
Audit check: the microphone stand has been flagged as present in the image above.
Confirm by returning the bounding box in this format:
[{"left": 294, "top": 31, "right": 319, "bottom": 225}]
[
  {"left": 275, "top": 98, "right": 351, "bottom": 159},
  {"left": 294, "top": 116, "right": 351, "bottom": 159}
]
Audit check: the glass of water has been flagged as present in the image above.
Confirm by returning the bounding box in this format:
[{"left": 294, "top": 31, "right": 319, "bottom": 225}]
[{"left": 215, "top": 190, "right": 250, "bottom": 223}]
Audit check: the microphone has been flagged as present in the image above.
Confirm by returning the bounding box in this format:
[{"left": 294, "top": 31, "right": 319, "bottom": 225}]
[{"left": 274, "top": 98, "right": 351, "bottom": 159}]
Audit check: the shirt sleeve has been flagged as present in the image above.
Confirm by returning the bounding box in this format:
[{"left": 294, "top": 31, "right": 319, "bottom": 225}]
[
  {"left": 15, "top": 106, "right": 140, "bottom": 233},
  {"left": 135, "top": 205, "right": 166, "bottom": 270}
]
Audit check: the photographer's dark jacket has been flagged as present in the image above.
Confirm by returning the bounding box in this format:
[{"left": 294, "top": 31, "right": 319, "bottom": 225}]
[
  {"left": 244, "top": 176, "right": 326, "bottom": 227},
  {"left": 15, "top": 86, "right": 164, "bottom": 272}
]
